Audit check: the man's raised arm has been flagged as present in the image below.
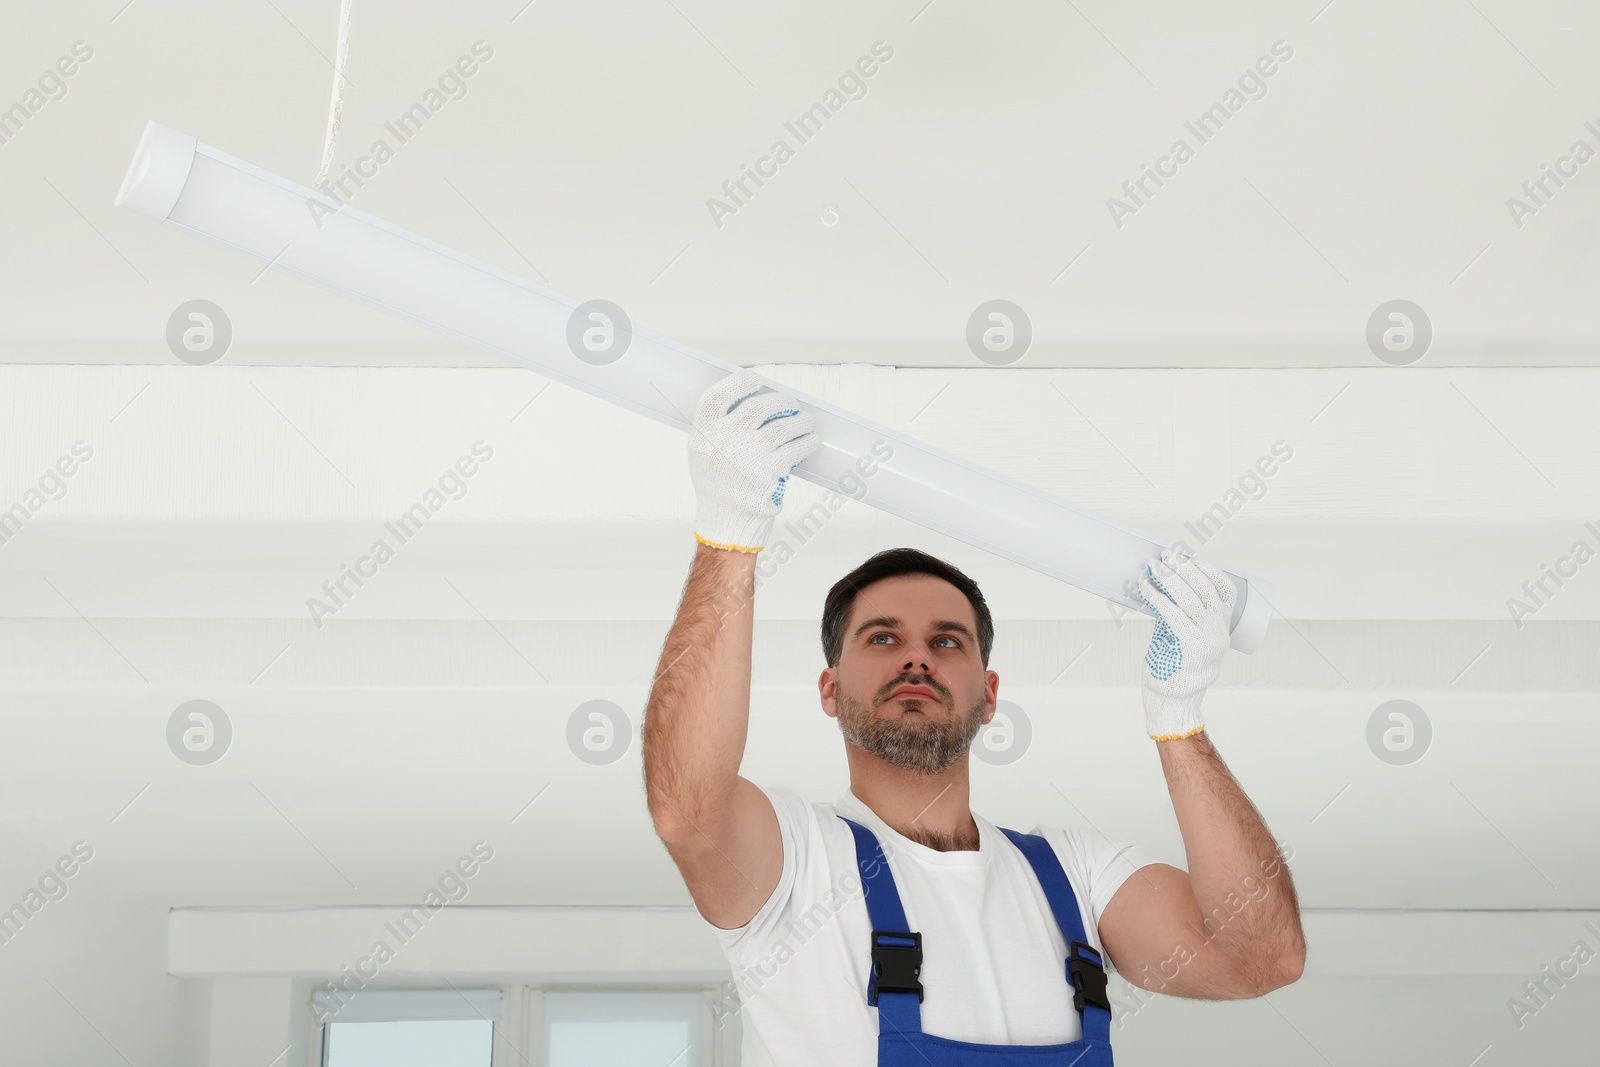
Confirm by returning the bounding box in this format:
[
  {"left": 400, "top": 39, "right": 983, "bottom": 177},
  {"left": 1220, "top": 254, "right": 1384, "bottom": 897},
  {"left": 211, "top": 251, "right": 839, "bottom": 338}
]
[
  {"left": 641, "top": 370, "right": 818, "bottom": 930},
  {"left": 1099, "top": 548, "right": 1307, "bottom": 997}
]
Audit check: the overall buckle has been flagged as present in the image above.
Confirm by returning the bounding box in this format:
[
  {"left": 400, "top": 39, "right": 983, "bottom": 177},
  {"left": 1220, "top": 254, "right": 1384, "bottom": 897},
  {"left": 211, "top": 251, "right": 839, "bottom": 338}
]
[
  {"left": 869, "top": 930, "right": 923, "bottom": 1004},
  {"left": 1067, "top": 940, "right": 1110, "bottom": 1014}
]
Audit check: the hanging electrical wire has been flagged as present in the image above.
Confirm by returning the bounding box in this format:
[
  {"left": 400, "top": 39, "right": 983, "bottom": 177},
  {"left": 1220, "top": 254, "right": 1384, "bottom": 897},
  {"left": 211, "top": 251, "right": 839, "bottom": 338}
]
[{"left": 314, "top": 0, "right": 355, "bottom": 191}]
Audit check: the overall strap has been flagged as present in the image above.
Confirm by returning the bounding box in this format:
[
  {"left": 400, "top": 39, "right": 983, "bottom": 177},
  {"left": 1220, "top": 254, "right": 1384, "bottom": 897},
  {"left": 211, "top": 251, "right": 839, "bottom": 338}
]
[
  {"left": 1000, "top": 828, "right": 1113, "bottom": 1046},
  {"left": 837, "top": 816, "right": 925, "bottom": 1040}
]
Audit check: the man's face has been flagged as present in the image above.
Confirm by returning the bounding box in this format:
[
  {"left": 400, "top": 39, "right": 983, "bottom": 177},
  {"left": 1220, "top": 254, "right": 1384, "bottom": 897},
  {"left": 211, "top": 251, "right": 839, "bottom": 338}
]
[{"left": 821, "top": 574, "right": 998, "bottom": 775}]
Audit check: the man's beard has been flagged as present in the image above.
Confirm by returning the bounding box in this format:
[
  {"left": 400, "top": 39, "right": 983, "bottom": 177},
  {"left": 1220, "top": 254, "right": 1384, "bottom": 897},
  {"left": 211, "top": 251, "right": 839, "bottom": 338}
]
[{"left": 835, "top": 686, "right": 988, "bottom": 775}]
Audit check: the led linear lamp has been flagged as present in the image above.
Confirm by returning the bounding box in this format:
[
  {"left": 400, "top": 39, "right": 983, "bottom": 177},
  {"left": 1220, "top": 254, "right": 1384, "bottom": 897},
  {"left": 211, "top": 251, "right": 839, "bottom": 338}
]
[{"left": 114, "top": 120, "right": 1275, "bottom": 652}]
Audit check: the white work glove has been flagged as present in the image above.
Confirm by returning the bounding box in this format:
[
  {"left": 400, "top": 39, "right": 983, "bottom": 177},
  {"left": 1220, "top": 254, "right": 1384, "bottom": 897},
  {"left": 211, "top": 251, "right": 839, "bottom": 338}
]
[
  {"left": 1137, "top": 547, "right": 1238, "bottom": 741},
  {"left": 689, "top": 370, "right": 819, "bottom": 553}
]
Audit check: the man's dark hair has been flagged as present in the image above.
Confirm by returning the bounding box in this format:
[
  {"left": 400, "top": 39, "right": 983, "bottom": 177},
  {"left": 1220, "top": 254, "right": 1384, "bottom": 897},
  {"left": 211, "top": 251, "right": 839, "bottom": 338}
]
[{"left": 821, "top": 548, "right": 994, "bottom": 669}]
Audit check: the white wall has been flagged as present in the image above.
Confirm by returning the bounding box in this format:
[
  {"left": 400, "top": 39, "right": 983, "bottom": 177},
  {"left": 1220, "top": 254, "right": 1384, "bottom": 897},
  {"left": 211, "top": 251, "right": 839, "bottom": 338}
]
[
  {"left": 1118, "top": 977, "right": 1600, "bottom": 1066},
  {"left": 0, "top": 824, "right": 204, "bottom": 1066}
]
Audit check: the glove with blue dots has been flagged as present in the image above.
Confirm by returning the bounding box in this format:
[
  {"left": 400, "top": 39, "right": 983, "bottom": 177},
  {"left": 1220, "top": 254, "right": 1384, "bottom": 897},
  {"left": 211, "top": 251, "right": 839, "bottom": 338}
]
[
  {"left": 1137, "top": 547, "right": 1238, "bottom": 741},
  {"left": 689, "top": 370, "right": 819, "bottom": 554}
]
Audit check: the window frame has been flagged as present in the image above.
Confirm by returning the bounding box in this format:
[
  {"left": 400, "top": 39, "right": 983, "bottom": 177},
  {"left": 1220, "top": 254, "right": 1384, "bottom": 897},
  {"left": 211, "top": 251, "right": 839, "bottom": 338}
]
[
  {"left": 310, "top": 987, "right": 506, "bottom": 1067},
  {"left": 307, "top": 983, "right": 734, "bottom": 1067}
]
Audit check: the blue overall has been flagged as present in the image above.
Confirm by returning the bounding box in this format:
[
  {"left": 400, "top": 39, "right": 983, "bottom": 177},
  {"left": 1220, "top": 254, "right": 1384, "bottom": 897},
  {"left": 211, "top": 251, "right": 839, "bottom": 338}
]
[{"left": 839, "top": 816, "right": 1115, "bottom": 1066}]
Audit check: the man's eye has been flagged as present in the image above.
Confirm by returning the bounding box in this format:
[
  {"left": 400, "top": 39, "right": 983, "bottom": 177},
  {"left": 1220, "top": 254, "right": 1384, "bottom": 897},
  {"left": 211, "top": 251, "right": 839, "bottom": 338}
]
[{"left": 870, "top": 633, "right": 958, "bottom": 648}]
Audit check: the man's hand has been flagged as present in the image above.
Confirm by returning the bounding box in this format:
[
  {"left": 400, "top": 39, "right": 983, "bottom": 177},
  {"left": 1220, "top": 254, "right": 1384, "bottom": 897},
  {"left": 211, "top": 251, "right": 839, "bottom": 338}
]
[
  {"left": 1138, "top": 547, "right": 1238, "bottom": 741},
  {"left": 689, "top": 369, "right": 819, "bottom": 554}
]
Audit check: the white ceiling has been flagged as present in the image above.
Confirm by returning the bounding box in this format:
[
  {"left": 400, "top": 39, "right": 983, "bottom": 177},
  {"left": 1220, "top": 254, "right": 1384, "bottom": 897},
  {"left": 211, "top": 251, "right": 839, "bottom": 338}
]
[
  {"left": 0, "top": 0, "right": 1597, "bottom": 969},
  {"left": 5, "top": 0, "right": 1600, "bottom": 365}
]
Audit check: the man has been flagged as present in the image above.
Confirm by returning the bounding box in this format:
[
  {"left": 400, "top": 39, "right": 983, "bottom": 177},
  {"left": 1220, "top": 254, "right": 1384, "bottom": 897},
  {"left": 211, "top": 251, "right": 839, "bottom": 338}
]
[{"left": 643, "top": 370, "right": 1306, "bottom": 1066}]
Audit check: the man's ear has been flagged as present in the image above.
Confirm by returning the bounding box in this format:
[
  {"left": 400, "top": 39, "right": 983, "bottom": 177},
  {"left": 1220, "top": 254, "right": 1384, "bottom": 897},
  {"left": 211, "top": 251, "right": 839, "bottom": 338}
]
[
  {"left": 819, "top": 667, "right": 838, "bottom": 719},
  {"left": 981, "top": 669, "right": 999, "bottom": 725}
]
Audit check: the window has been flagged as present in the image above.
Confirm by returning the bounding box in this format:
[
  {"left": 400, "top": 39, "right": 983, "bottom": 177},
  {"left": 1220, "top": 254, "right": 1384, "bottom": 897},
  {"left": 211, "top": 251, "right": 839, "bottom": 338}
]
[
  {"left": 316, "top": 989, "right": 500, "bottom": 1067},
  {"left": 544, "top": 991, "right": 701, "bottom": 1067}
]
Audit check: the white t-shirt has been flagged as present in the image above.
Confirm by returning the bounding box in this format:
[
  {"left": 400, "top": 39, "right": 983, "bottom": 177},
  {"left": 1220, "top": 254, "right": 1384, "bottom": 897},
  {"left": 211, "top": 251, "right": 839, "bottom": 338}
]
[{"left": 708, "top": 784, "right": 1158, "bottom": 1067}]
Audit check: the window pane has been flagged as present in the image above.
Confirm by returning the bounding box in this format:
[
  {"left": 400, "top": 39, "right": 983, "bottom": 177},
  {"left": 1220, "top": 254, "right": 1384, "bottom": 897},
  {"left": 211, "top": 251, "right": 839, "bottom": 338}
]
[
  {"left": 325, "top": 1019, "right": 493, "bottom": 1067},
  {"left": 545, "top": 992, "right": 698, "bottom": 1067}
]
